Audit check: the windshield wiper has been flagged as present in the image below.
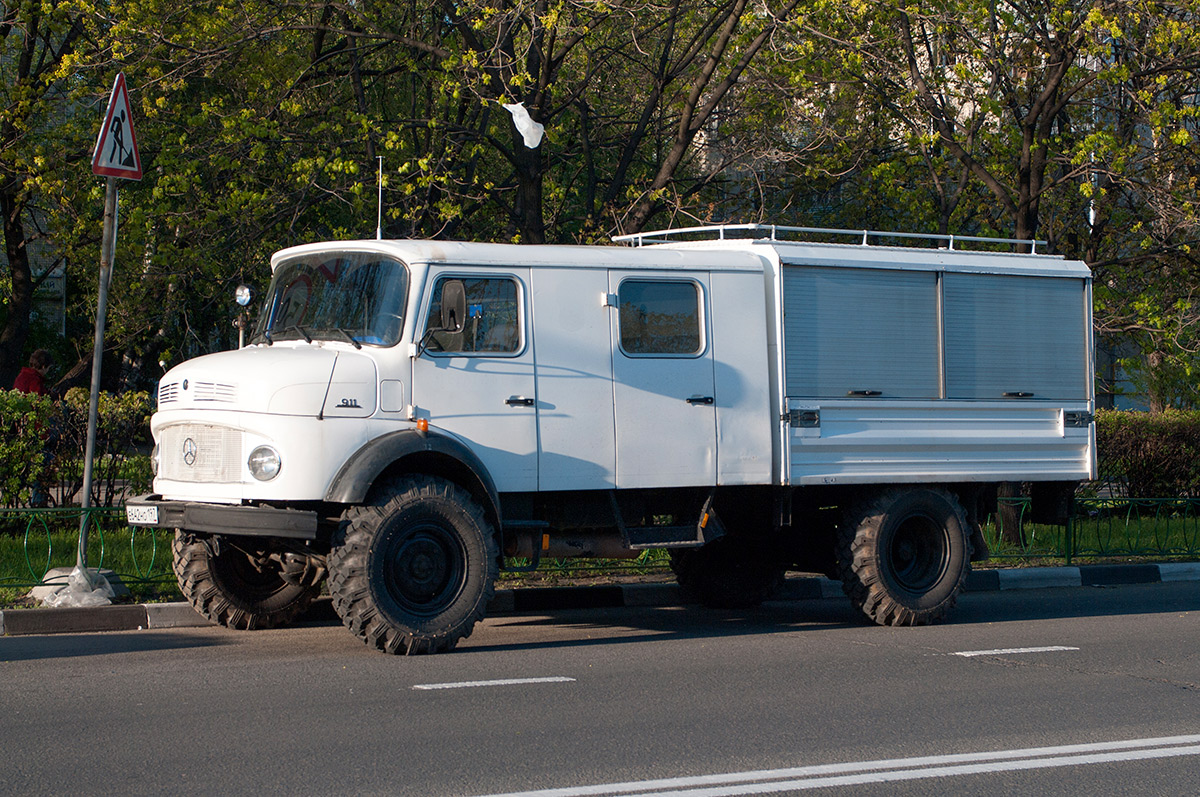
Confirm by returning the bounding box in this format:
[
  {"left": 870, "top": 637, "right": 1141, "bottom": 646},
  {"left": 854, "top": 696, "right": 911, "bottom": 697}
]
[
  {"left": 280, "top": 325, "right": 312, "bottom": 343},
  {"left": 331, "top": 328, "right": 362, "bottom": 349}
]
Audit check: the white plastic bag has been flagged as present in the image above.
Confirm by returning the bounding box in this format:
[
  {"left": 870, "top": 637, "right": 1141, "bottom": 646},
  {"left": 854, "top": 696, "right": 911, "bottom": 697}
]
[
  {"left": 502, "top": 102, "right": 545, "bottom": 149},
  {"left": 41, "top": 566, "right": 116, "bottom": 608}
]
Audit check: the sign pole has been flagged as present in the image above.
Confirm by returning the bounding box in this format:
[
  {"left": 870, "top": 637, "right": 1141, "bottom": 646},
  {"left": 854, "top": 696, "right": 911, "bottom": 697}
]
[
  {"left": 77, "top": 177, "right": 119, "bottom": 572},
  {"left": 71, "top": 72, "right": 142, "bottom": 587}
]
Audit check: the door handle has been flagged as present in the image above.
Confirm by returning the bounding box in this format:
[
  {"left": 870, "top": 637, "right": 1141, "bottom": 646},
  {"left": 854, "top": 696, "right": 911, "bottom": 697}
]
[
  {"left": 505, "top": 396, "right": 536, "bottom": 407},
  {"left": 686, "top": 396, "right": 715, "bottom": 405}
]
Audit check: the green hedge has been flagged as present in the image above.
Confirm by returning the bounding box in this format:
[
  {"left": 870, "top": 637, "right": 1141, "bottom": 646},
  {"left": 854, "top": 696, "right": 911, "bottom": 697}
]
[
  {"left": 1096, "top": 409, "right": 1200, "bottom": 498},
  {"left": 0, "top": 396, "right": 1192, "bottom": 505},
  {"left": 0, "top": 388, "right": 153, "bottom": 509}
]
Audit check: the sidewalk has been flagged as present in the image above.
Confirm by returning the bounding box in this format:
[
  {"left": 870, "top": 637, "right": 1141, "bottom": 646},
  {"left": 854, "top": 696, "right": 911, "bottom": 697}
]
[{"left": 3, "top": 562, "right": 1199, "bottom": 637}]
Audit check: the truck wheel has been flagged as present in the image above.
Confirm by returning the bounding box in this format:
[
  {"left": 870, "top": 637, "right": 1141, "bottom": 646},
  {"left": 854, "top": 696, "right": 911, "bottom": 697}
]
[
  {"left": 837, "top": 488, "right": 969, "bottom": 626},
  {"left": 172, "top": 533, "right": 322, "bottom": 630},
  {"left": 327, "top": 476, "right": 498, "bottom": 655},
  {"left": 669, "top": 537, "right": 786, "bottom": 609}
]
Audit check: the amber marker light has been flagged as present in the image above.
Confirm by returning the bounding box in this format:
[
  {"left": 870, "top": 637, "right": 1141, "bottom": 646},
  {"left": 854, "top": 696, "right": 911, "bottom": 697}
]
[{"left": 416, "top": 418, "right": 429, "bottom": 432}]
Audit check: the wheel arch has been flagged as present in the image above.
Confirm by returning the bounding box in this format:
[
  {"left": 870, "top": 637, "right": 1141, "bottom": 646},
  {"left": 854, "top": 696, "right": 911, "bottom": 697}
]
[{"left": 325, "top": 429, "right": 502, "bottom": 530}]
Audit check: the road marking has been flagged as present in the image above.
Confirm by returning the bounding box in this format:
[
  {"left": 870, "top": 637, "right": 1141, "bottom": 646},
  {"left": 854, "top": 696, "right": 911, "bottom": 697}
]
[
  {"left": 412, "top": 676, "right": 576, "bottom": 691},
  {"left": 478, "top": 734, "right": 1200, "bottom": 797},
  {"left": 952, "top": 645, "right": 1080, "bottom": 657}
]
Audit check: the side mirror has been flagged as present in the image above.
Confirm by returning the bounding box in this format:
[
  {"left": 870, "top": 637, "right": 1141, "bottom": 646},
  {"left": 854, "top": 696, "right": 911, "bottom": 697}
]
[
  {"left": 440, "top": 280, "right": 467, "bottom": 333},
  {"left": 415, "top": 279, "right": 468, "bottom": 358}
]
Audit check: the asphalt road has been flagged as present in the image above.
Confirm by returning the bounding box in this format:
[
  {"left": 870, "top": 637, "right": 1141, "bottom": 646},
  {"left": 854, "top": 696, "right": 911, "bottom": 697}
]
[{"left": 2, "top": 582, "right": 1198, "bottom": 796}]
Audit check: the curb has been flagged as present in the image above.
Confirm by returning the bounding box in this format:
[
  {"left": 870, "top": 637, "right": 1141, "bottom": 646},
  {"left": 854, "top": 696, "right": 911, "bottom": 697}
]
[{"left": 2, "top": 562, "right": 1197, "bottom": 638}]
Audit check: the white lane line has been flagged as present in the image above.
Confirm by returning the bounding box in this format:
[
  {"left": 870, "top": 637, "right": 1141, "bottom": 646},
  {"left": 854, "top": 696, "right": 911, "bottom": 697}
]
[
  {"left": 658, "top": 745, "right": 1200, "bottom": 796},
  {"left": 412, "top": 676, "right": 576, "bottom": 691},
  {"left": 478, "top": 734, "right": 1200, "bottom": 797},
  {"left": 952, "top": 646, "right": 1080, "bottom": 657}
]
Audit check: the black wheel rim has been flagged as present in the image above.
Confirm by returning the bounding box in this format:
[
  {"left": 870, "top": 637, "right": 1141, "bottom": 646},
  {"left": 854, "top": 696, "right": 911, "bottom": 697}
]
[
  {"left": 379, "top": 522, "right": 466, "bottom": 618},
  {"left": 886, "top": 513, "right": 949, "bottom": 595}
]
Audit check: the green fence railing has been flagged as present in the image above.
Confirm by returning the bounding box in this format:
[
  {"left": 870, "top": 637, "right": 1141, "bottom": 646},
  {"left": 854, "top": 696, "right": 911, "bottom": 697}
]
[
  {"left": 3, "top": 498, "right": 1199, "bottom": 603},
  {"left": 983, "top": 497, "right": 1200, "bottom": 563},
  {"left": 0, "top": 507, "right": 177, "bottom": 598},
  {"left": 1071, "top": 497, "right": 1200, "bottom": 560}
]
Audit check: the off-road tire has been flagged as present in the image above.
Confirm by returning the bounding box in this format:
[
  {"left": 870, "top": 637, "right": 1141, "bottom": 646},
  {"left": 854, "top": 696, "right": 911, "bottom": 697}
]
[
  {"left": 669, "top": 537, "right": 786, "bottom": 609},
  {"left": 837, "top": 488, "right": 970, "bottom": 626},
  {"left": 327, "top": 475, "right": 498, "bottom": 655},
  {"left": 172, "top": 532, "right": 321, "bottom": 630}
]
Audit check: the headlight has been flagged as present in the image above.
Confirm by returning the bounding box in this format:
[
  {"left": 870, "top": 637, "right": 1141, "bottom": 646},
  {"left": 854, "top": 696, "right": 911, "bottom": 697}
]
[
  {"left": 150, "top": 444, "right": 160, "bottom": 476},
  {"left": 247, "top": 445, "right": 281, "bottom": 481}
]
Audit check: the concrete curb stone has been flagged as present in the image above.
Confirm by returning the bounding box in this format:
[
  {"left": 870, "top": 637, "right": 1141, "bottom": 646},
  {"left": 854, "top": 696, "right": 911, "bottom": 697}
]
[{"left": 2, "top": 562, "right": 1196, "bottom": 638}]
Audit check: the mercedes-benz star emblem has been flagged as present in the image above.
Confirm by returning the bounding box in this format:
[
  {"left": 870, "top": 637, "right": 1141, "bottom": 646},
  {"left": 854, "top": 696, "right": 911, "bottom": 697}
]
[{"left": 182, "top": 438, "right": 198, "bottom": 467}]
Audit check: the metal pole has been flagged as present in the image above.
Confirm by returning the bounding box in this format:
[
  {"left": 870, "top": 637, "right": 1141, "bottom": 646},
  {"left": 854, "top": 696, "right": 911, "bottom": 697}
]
[{"left": 77, "top": 177, "right": 119, "bottom": 573}]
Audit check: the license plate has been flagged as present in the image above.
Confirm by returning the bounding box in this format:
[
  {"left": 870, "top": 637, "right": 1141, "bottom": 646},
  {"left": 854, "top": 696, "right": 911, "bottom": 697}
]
[{"left": 126, "top": 505, "right": 159, "bottom": 525}]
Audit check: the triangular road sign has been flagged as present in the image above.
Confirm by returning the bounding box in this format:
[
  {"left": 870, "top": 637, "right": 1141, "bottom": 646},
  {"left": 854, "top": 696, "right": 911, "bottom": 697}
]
[{"left": 91, "top": 73, "right": 143, "bottom": 180}]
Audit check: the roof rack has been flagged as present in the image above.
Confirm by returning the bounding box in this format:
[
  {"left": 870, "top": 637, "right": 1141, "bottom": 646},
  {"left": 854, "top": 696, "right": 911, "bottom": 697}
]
[{"left": 612, "top": 223, "right": 1047, "bottom": 254}]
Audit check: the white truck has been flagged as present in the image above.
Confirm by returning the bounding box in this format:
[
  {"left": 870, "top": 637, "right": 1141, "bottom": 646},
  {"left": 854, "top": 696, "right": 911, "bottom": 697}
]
[{"left": 127, "top": 224, "right": 1095, "bottom": 654}]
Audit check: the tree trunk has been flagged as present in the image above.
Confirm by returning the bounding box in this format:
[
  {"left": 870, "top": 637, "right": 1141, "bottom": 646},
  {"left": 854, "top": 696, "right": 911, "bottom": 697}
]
[
  {"left": 996, "top": 482, "right": 1026, "bottom": 548},
  {"left": 0, "top": 184, "right": 33, "bottom": 388},
  {"left": 513, "top": 137, "right": 545, "bottom": 244}
]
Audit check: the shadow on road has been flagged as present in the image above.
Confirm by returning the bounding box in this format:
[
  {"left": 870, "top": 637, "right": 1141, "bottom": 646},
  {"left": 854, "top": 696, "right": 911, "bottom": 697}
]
[
  {"left": 462, "top": 599, "right": 865, "bottom": 654},
  {"left": 0, "top": 631, "right": 229, "bottom": 662},
  {"left": 951, "top": 581, "right": 1200, "bottom": 625},
  {"left": 460, "top": 581, "right": 1200, "bottom": 654}
]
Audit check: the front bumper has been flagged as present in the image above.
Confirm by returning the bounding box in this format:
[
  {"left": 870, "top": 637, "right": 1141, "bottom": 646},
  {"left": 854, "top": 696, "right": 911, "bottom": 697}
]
[{"left": 125, "top": 494, "right": 319, "bottom": 540}]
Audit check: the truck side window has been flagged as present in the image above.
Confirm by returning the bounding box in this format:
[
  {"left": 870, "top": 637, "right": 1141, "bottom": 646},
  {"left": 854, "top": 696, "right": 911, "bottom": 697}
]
[
  {"left": 424, "top": 276, "right": 521, "bottom": 354},
  {"left": 618, "top": 280, "right": 702, "bottom": 356}
]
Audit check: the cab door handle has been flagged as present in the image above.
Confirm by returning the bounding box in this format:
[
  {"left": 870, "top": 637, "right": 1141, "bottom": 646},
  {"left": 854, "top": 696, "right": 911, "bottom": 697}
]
[
  {"left": 506, "top": 396, "right": 536, "bottom": 407},
  {"left": 686, "top": 396, "right": 715, "bottom": 405}
]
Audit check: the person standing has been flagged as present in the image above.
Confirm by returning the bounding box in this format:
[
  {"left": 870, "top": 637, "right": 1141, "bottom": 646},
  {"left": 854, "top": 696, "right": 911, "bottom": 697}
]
[{"left": 13, "top": 349, "right": 53, "bottom": 395}]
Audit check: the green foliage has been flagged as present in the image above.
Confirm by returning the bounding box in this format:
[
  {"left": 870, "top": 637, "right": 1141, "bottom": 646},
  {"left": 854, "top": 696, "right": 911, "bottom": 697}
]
[
  {"left": 0, "top": 388, "right": 152, "bottom": 509},
  {"left": 0, "top": 391, "right": 56, "bottom": 507},
  {"left": 1096, "top": 409, "right": 1200, "bottom": 498},
  {"left": 3, "top": 0, "right": 1200, "bottom": 391}
]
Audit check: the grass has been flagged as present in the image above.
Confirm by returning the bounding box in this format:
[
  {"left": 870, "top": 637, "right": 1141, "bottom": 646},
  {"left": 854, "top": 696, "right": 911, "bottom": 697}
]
[
  {"left": 981, "top": 509, "right": 1200, "bottom": 562},
  {"left": 498, "top": 549, "right": 673, "bottom": 587},
  {"left": 4, "top": 503, "right": 1198, "bottom": 610},
  {"left": 0, "top": 522, "right": 180, "bottom": 608}
]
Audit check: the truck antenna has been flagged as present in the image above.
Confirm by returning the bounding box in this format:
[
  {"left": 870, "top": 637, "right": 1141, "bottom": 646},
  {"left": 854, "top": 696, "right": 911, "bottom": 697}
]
[{"left": 375, "top": 156, "right": 383, "bottom": 241}]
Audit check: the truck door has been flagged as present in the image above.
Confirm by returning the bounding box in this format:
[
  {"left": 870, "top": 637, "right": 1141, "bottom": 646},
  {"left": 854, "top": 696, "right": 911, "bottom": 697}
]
[
  {"left": 610, "top": 272, "right": 717, "bottom": 488},
  {"left": 412, "top": 269, "right": 538, "bottom": 492}
]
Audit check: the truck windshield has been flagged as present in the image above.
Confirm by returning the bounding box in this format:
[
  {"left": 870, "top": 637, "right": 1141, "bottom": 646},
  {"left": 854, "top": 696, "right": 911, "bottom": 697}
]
[{"left": 252, "top": 252, "right": 409, "bottom": 346}]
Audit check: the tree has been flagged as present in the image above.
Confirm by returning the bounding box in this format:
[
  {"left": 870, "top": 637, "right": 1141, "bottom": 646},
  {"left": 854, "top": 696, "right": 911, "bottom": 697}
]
[{"left": 0, "top": 1, "right": 97, "bottom": 387}]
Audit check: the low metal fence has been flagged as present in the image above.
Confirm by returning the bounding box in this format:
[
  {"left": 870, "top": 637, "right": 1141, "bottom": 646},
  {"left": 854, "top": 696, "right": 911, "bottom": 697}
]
[
  {"left": 984, "top": 497, "right": 1200, "bottom": 563},
  {"left": 0, "top": 507, "right": 176, "bottom": 595},
  {"left": 3, "top": 498, "right": 1198, "bottom": 601}
]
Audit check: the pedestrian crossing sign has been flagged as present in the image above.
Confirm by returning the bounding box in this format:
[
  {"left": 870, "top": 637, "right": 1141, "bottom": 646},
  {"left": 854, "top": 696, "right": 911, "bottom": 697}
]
[{"left": 91, "top": 73, "right": 143, "bottom": 180}]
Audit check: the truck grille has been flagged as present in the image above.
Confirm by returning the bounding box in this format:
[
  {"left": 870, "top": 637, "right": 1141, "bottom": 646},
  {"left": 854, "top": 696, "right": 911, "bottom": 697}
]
[
  {"left": 193, "top": 381, "right": 238, "bottom": 402},
  {"left": 158, "top": 382, "right": 180, "bottom": 405},
  {"left": 157, "top": 381, "right": 238, "bottom": 405},
  {"left": 159, "top": 424, "right": 243, "bottom": 483}
]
